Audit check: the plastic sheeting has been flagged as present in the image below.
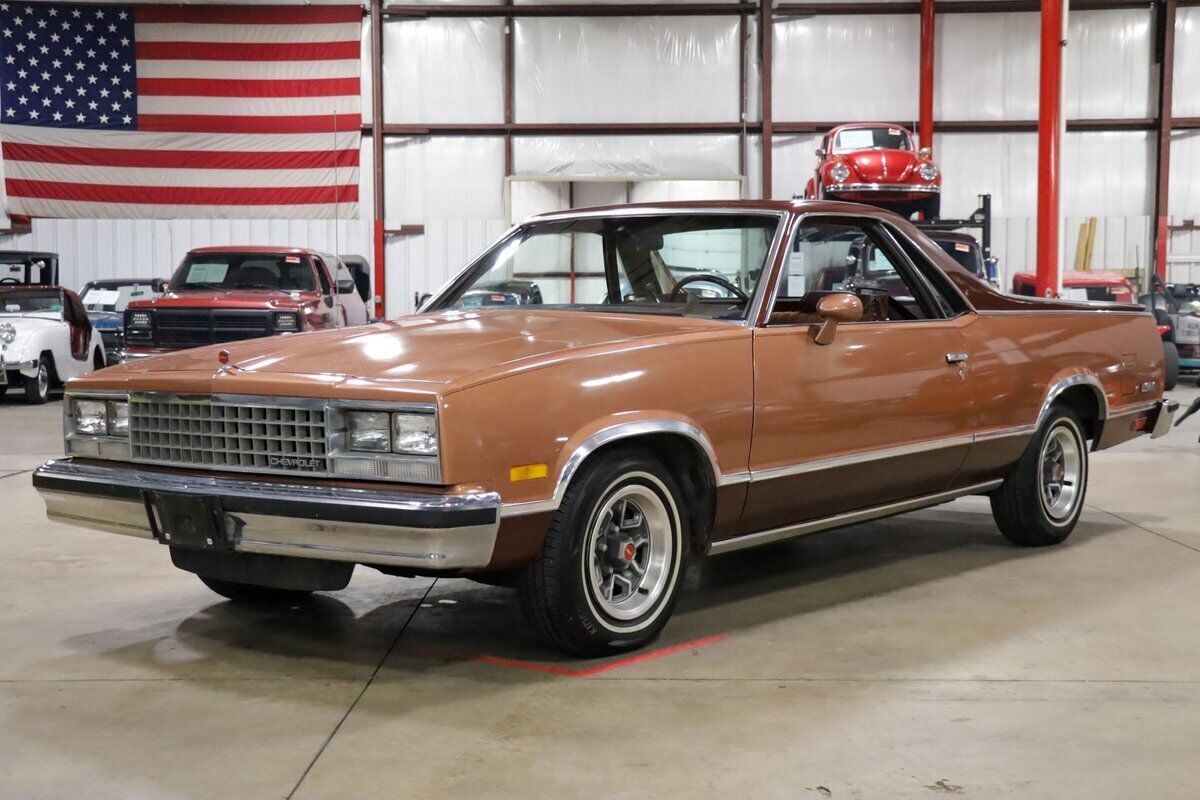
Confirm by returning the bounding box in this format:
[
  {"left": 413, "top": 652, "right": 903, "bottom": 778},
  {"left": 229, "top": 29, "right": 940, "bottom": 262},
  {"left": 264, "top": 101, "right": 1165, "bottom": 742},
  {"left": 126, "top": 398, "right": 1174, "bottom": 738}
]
[
  {"left": 384, "top": 136, "right": 506, "bottom": 223},
  {"left": 773, "top": 15, "right": 918, "bottom": 123},
  {"left": 937, "top": 9, "right": 1153, "bottom": 121},
  {"left": 513, "top": 134, "right": 742, "bottom": 177},
  {"left": 514, "top": 18, "right": 741, "bottom": 123},
  {"left": 384, "top": 19, "right": 505, "bottom": 123},
  {"left": 1176, "top": 8, "right": 1200, "bottom": 117}
]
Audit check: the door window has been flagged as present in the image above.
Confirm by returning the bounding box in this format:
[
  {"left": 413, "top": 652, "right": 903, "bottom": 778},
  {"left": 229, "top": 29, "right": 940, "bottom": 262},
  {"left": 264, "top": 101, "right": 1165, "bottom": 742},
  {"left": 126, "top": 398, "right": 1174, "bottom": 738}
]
[{"left": 770, "top": 219, "right": 943, "bottom": 325}]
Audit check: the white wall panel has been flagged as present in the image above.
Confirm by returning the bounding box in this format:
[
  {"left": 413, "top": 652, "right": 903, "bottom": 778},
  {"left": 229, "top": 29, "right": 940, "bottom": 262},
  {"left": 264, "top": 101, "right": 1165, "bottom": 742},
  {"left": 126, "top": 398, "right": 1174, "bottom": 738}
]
[
  {"left": 513, "top": 134, "right": 741, "bottom": 177},
  {"left": 1176, "top": 7, "right": 1200, "bottom": 117},
  {"left": 773, "top": 15, "right": 918, "bottom": 122},
  {"left": 514, "top": 17, "right": 741, "bottom": 123},
  {"left": 1062, "top": 130, "right": 1153, "bottom": 217},
  {"left": 1169, "top": 131, "right": 1200, "bottom": 220},
  {"left": 383, "top": 19, "right": 505, "bottom": 123}
]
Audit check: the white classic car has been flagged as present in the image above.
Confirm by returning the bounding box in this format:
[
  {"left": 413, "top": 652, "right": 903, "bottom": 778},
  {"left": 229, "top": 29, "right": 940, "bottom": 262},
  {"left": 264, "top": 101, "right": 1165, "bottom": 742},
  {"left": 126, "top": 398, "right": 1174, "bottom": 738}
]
[{"left": 1, "top": 286, "right": 105, "bottom": 404}]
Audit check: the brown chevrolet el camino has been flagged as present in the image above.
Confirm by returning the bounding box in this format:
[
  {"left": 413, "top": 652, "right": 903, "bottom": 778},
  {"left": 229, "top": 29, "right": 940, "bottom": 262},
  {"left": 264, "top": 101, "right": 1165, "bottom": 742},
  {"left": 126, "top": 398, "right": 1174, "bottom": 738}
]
[{"left": 34, "top": 201, "right": 1178, "bottom": 656}]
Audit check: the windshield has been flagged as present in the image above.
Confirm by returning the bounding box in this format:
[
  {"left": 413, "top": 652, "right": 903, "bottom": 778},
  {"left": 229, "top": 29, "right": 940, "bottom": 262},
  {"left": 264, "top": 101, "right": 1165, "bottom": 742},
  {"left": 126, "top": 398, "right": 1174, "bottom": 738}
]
[
  {"left": 81, "top": 282, "right": 160, "bottom": 312},
  {"left": 429, "top": 214, "right": 778, "bottom": 321},
  {"left": 1, "top": 289, "right": 63, "bottom": 315},
  {"left": 932, "top": 239, "right": 983, "bottom": 276},
  {"left": 834, "top": 127, "right": 912, "bottom": 153},
  {"left": 170, "top": 253, "right": 316, "bottom": 293}
]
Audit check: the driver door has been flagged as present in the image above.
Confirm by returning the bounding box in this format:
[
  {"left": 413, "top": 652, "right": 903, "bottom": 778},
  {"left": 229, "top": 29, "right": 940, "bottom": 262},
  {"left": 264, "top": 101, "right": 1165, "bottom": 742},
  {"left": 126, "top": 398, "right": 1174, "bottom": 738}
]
[{"left": 738, "top": 217, "right": 976, "bottom": 535}]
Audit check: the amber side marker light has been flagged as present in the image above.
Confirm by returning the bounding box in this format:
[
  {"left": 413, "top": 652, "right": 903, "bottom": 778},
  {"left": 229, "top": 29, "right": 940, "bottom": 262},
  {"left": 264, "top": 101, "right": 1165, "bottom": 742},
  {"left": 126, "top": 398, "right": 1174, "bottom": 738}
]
[{"left": 510, "top": 463, "right": 549, "bottom": 482}]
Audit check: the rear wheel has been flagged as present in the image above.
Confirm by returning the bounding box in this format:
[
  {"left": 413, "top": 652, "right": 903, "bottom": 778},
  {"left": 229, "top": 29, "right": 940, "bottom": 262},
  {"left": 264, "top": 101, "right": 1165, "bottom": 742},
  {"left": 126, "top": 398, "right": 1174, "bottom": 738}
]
[
  {"left": 1163, "top": 341, "right": 1179, "bottom": 391},
  {"left": 199, "top": 576, "right": 314, "bottom": 604},
  {"left": 990, "top": 405, "right": 1088, "bottom": 547},
  {"left": 518, "top": 448, "right": 688, "bottom": 657},
  {"left": 23, "top": 358, "right": 50, "bottom": 404}
]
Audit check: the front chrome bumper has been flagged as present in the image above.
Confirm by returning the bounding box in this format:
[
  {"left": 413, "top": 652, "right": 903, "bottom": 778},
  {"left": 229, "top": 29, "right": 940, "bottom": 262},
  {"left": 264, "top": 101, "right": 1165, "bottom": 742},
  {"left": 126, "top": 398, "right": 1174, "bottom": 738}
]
[
  {"left": 828, "top": 183, "right": 940, "bottom": 194},
  {"left": 33, "top": 459, "right": 501, "bottom": 570}
]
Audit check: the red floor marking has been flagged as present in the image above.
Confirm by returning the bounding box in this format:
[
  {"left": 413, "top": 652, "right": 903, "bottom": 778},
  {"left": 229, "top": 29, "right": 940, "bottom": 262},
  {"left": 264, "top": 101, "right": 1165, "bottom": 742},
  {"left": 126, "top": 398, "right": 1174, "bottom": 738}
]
[{"left": 409, "top": 634, "right": 725, "bottom": 677}]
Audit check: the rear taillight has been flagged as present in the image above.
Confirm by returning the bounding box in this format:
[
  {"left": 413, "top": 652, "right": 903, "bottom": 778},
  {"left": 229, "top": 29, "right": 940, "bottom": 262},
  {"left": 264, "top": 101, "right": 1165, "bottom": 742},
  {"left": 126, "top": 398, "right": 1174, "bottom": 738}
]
[{"left": 1157, "top": 324, "right": 1171, "bottom": 336}]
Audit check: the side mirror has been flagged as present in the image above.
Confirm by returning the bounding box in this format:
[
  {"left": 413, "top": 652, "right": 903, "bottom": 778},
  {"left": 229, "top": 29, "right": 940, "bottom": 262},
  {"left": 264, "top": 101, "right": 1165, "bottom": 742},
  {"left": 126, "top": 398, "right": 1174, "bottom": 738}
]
[
  {"left": 812, "top": 292, "right": 863, "bottom": 345},
  {"left": 336, "top": 278, "right": 356, "bottom": 294},
  {"left": 918, "top": 146, "right": 933, "bottom": 158},
  {"left": 815, "top": 148, "right": 827, "bottom": 158},
  {"left": 416, "top": 292, "right": 433, "bottom": 309}
]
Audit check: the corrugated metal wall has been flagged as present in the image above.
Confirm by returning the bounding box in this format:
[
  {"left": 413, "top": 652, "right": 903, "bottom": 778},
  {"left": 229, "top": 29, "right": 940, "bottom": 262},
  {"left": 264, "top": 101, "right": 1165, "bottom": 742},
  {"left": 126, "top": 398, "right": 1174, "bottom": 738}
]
[{"left": 3, "top": 1, "right": 1198, "bottom": 313}]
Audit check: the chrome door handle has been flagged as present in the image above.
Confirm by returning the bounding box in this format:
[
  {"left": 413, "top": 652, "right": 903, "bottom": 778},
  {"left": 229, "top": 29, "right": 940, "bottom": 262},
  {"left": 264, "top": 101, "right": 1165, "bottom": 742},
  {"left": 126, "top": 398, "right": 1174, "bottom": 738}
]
[{"left": 945, "top": 353, "right": 969, "bottom": 364}]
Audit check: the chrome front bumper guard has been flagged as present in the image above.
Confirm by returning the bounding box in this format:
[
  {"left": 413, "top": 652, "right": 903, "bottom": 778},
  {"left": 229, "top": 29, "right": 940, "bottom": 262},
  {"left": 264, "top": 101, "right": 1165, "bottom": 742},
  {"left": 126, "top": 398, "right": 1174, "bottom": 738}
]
[{"left": 32, "top": 459, "right": 501, "bottom": 570}]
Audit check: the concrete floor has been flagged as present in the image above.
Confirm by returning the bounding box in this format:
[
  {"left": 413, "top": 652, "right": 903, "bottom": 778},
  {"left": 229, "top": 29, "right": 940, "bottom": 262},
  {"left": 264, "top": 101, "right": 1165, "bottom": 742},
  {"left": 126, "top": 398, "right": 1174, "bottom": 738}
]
[{"left": 2, "top": 383, "right": 1199, "bottom": 800}]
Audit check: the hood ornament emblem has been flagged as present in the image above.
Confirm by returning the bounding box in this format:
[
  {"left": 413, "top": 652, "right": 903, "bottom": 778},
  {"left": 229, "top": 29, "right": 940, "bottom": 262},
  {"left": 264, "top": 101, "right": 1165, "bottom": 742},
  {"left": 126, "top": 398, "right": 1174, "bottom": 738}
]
[{"left": 216, "top": 349, "right": 239, "bottom": 375}]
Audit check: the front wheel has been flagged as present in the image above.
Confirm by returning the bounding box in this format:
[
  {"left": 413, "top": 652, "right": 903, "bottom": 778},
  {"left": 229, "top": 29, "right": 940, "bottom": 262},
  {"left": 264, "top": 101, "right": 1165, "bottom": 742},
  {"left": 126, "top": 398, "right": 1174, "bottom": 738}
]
[
  {"left": 990, "top": 406, "right": 1088, "bottom": 546},
  {"left": 24, "top": 358, "right": 50, "bottom": 404},
  {"left": 518, "top": 449, "right": 688, "bottom": 657}
]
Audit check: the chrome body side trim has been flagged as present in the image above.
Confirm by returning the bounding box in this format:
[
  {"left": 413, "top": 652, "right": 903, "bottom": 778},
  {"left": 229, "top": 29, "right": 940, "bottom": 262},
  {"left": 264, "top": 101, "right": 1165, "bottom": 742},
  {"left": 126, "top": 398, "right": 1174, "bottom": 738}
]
[
  {"left": 975, "top": 309, "right": 1147, "bottom": 316},
  {"left": 707, "top": 480, "right": 1003, "bottom": 555},
  {"left": 33, "top": 459, "right": 500, "bottom": 570},
  {"left": 974, "top": 424, "right": 1037, "bottom": 443},
  {"left": 748, "top": 435, "right": 974, "bottom": 484}
]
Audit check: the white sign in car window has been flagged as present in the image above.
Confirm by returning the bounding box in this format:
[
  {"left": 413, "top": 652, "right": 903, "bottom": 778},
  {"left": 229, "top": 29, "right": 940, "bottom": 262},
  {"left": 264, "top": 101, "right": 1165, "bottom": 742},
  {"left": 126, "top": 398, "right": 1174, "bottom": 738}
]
[
  {"left": 186, "top": 263, "right": 229, "bottom": 283},
  {"left": 787, "top": 252, "right": 806, "bottom": 297},
  {"left": 82, "top": 288, "right": 120, "bottom": 308},
  {"left": 1064, "top": 287, "right": 1090, "bottom": 301},
  {"left": 837, "top": 129, "right": 876, "bottom": 151}
]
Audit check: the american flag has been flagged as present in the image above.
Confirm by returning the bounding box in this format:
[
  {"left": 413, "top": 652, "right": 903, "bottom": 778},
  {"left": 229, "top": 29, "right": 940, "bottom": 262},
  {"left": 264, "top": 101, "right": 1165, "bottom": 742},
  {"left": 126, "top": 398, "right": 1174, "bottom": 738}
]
[{"left": 0, "top": 2, "right": 360, "bottom": 219}]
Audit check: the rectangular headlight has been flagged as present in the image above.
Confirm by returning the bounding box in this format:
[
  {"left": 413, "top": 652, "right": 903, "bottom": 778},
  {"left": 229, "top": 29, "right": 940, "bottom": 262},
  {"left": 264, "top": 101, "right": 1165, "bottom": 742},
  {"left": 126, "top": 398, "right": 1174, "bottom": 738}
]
[
  {"left": 107, "top": 400, "right": 129, "bottom": 436},
  {"left": 347, "top": 410, "right": 391, "bottom": 452},
  {"left": 72, "top": 399, "right": 108, "bottom": 435},
  {"left": 129, "top": 311, "right": 152, "bottom": 328},
  {"left": 392, "top": 413, "right": 438, "bottom": 456},
  {"left": 274, "top": 312, "right": 299, "bottom": 331}
]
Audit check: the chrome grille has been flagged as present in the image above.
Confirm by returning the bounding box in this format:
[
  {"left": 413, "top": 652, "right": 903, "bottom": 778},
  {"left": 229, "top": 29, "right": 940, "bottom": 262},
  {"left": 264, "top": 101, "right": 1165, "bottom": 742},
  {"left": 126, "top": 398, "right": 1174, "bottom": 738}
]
[
  {"left": 129, "top": 397, "right": 328, "bottom": 475},
  {"left": 152, "top": 309, "right": 271, "bottom": 348}
]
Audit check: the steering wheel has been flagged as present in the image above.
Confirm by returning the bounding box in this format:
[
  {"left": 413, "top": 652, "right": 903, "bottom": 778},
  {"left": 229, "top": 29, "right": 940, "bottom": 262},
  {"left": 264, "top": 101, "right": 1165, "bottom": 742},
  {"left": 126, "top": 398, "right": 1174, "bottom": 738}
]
[
  {"left": 668, "top": 274, "right": 750, "bottom": 303},
  {"left": 844, "top": 278, "right": 918, "bottom": 321},
  {"left": 0, "top": 277, "right": 20, "bottom": 284}
]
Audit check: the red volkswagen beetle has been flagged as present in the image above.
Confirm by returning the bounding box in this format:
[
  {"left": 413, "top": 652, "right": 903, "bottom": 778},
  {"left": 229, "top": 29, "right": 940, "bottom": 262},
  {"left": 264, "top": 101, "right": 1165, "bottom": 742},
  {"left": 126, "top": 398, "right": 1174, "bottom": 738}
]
[{"left": 805, "top": 123, "right": 941, "bottom": 219}]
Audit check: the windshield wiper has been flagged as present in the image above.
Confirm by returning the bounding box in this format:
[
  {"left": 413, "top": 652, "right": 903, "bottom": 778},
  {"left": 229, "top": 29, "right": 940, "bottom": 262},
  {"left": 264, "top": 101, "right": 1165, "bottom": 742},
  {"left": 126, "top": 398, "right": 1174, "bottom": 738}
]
[
  {"left": 178, "top": 282, "right": 228, "bottom": 293},
  {"left": 233, "top": 283, "right": 290, "bottom": 293}
]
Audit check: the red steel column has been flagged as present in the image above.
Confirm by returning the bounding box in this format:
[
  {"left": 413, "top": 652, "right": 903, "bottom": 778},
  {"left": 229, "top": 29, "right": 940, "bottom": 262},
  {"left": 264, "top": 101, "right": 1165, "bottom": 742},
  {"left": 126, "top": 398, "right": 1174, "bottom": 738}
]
[
  {"left": 918, "top": 0, "right": 935, "bottom": 152},
  {"left": 1036, "top": 0, "right": 1065, "bottom": 298},
  {"left": 370, "top": 0, "right": 387, "bottom": 318}
]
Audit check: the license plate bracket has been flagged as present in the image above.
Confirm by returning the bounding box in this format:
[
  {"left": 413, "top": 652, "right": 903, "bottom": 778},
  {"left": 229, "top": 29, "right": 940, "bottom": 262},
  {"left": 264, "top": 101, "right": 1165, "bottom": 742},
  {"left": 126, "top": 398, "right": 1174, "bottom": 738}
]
[{"left": 145, "top": 491, "right": 229, "bottom": 550}]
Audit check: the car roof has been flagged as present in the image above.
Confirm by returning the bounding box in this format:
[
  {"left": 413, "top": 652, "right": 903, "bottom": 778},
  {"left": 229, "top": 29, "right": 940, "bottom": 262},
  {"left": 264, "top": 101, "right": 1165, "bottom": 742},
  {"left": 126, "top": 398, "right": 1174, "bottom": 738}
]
[
  {"left": 0, "top": 250, "right": 58, "bottom": 260},
  {"left": 526, "top": 198, "right": 894, "bottom": 222},
  {"left": 827, "top": 122, "right": 914, "bottom": 136},
  {"left": 82, "top": 278, "right": 163, "bottom": 286},
  {"left": 0, "top": 284, "right": 65, "bottom": 292},
  {"left": 188, "top": 246, "right": 321, "bottom": 256}
]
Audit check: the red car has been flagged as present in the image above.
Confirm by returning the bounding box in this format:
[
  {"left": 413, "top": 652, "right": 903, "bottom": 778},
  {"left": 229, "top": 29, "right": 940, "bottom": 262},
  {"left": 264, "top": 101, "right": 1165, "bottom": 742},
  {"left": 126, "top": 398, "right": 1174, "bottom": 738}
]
[
  {"left": 121, "top": 247, "right": 370, "bottom": 361},
  {"left": 805, "top": 123, "right": 941, "bottom": 219},
  {"left": 1012, "top": 271, "right": 1136, "bottom": 304}
]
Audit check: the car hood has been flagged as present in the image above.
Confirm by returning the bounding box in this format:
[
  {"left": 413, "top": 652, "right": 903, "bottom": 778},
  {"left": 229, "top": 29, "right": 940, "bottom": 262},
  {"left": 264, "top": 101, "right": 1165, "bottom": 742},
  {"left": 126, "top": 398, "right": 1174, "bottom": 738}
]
[
  {"left": 108, "top": 309, "right": 736, "bottom": 388},
  {"left": 132, "top": 290, "right": 321, "bottom": 311},
  {"left": 843, "top": 149, "right": 918, "bottom": 182},
  {"left": 88, "top": 311, "right": 123, "bottom": 329}
]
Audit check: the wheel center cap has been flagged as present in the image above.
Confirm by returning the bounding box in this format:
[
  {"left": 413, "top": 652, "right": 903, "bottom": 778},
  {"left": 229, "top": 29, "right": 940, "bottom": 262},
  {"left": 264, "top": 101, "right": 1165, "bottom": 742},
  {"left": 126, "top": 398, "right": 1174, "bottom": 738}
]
[{"left": 622, "top": 542, "right": 637, "bottom": 562}]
